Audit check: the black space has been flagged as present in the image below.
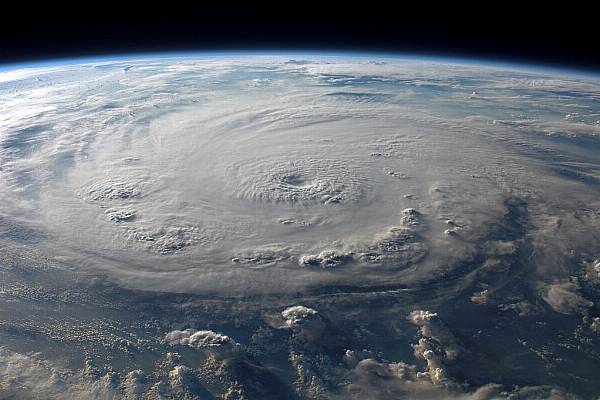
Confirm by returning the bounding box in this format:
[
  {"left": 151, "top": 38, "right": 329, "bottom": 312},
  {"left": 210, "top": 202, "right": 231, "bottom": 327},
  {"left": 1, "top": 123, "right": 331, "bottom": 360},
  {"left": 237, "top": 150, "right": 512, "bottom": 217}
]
[{"left": 0, "top": 8, "right": 597, "bottom": 72}]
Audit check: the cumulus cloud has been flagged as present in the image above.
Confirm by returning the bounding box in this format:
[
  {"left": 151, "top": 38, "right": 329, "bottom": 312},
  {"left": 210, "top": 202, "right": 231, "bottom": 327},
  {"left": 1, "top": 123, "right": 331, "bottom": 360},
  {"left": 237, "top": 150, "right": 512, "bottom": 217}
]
[
  {"left": 340, "top": 358, "right": 577, "bottom": 400},
  {"left": 2, "top": 346, "right": 578, "bottom": 400},
  {"left": 104, "top": 207, "right": 136, "bottom": 222},
  {"left": 281, "top": 305, "right": 319, "bottom": 327},
  {"left": 164, "top": 329, "right": 236, "bottom": 349},
  {"left": 0, "top": 348, "right": 123, "bottom": 399},
  {"left": 299, "top": 249, "right": 352, "bottom": 268},
  {"left": 409, "top": 310, "right": 462, "bottom": 360}
]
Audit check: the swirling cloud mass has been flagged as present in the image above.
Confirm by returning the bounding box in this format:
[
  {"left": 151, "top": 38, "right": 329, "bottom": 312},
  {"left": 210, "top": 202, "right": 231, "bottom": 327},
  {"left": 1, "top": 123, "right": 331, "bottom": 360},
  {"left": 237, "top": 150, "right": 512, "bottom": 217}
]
[{"left": 0, "top": 55, "right": 599, "bottom": 399}]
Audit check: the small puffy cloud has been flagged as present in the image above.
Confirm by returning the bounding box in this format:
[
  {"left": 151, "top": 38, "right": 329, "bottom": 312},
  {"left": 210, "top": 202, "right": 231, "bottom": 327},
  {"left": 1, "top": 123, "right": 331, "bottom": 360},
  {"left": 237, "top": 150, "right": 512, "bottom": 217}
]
[
  {"left": 299, "top": 250, "right": 352, "bottom": 268},
  {"left": 400, "top": 208, "right": 423, "bottom": 227},
  {"left": 583, "top": 259, "right": 600, "bottom": 282},
  {"left": 498, "top": 300, "right": 538, "bottom": 317},
  {"left": 280, "top": 305, "right": 336, "bottom": 351},
  {"left": 409, "top": 310, "right": 438, "bottom": 325},
  {"left": 168, "top": 365, "right": 193, "bottom": 391},
  {"left": 342, "top": 349, "right": 375, "bottom": 368},
  {"left": 471, "top": 289, "right": 489, "bottom": 305},
  {"left": 409, "top": 310, "right": 461, "bottom": 359},
  {"left": 543, "top": 282, "right": 593, "bottom": 315},
  {"left": 164, "top": 329, "right": 235, "bottom": 349},
  {"left": 104, "top": 207, "right": 136, "bottom": 222},
  {"left": 281, "top": 305, "right": 319, "bottom": 327},
  {"left": 122, "top": 369, "right": 146, "bottom": 399}
]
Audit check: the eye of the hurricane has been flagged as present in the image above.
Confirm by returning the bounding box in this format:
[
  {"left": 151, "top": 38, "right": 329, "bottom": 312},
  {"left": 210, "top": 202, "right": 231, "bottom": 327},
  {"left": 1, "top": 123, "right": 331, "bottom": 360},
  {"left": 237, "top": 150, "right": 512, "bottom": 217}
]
[
  {"left": 280, "top": 173, "right": 314, "bottom": 188},
  {"left": 226, "top": 158, "right": 371, "bottom": 206}
]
